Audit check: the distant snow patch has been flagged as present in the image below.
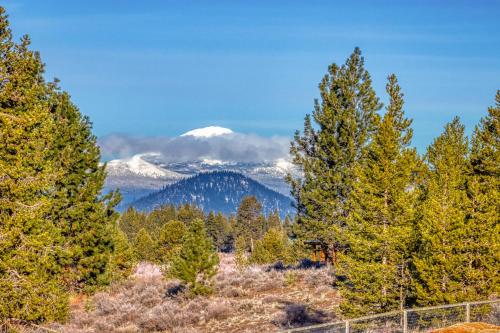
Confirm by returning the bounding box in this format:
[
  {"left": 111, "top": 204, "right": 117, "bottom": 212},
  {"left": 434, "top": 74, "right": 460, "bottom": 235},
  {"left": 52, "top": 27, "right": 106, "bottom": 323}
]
[{"left": 180, "top": 126, "right": 233, "bottom": 138}]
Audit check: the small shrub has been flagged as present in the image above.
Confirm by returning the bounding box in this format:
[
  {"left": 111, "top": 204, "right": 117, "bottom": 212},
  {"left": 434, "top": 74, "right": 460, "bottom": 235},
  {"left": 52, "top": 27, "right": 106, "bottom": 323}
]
[
  {"left": 249, "top": 228, "right": 292, "bottom": 265},
  {"left": 284, "top": 271, "right": 298, "bottom": 286},
  {"left": 206, "top": 301, "right": 232, "bottom": 321}
]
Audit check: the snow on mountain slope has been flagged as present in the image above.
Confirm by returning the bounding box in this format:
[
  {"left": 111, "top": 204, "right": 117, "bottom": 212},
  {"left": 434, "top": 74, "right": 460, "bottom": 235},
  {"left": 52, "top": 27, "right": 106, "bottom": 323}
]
[
  {"left": 102, "top": 127, "right": 298, "bottom": 211},
  {"left": 107, "top": 153, "right": 182, "bottom": 179},
  {"left": 131, "top": 171, "right": 294, "bottom": 218},
  {"left": 180, "top": 126, "right": 233, "bottom": 138}
]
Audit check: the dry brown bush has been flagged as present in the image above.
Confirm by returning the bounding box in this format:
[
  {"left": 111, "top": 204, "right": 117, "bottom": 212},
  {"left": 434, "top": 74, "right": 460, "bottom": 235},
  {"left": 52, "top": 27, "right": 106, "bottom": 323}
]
[{"left": 46, "top": 255, "right": 338, "bottom": 333}]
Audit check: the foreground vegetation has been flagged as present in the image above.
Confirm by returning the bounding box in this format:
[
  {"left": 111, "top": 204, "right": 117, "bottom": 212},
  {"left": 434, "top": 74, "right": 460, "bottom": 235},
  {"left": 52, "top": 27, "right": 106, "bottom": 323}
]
[{"left": 26, "top": 255, "right": 335, "bottom": 333}]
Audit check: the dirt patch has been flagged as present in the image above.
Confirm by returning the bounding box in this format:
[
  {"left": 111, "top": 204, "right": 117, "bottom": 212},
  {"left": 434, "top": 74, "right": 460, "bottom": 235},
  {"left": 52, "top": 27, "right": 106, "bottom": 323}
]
[{"left": 431, "top": 322, "right": 500, "bottom": 333}]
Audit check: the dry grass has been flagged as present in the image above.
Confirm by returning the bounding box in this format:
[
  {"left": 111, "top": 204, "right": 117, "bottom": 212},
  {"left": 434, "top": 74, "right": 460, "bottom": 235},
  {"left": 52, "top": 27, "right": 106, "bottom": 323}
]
[
  {"left": 430, "top": 322, "right": 500, "bottom": 333},
  {"left": 40, "top": 254, "right": 339, "bottom": 333}
]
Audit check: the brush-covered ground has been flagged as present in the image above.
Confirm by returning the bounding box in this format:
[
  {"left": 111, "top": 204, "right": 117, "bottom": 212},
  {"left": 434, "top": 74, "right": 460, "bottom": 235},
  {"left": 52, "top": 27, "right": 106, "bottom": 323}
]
[{"left": 47, "top": 254, "right": 339, "bottom": 333}]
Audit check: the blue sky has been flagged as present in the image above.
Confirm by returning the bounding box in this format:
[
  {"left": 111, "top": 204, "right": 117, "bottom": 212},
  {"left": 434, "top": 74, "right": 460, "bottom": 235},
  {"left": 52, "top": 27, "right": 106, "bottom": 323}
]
[{"left": 4, "top": 0, "right": 500, "bottom": 152}]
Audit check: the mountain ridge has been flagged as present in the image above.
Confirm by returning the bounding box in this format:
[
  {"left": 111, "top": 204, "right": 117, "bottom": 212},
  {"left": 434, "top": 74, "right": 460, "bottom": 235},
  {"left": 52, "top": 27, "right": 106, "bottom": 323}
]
[{"left": 130, "top": 170, "right": 294, "bottom": 218}]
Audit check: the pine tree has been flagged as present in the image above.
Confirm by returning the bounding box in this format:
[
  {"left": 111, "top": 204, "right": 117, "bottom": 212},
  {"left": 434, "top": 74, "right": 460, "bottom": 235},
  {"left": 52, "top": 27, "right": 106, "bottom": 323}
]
[
  {"left": 119, "top": 207, "right": 147, "bottom": 241},
  {"left": 288, "top": 48, "right": 382, "bottom": 265},
  {"left": 236, "top": 196, "right": 266, "bottom": 251},
  {"left": 146, "top": 204, "right": 177, "bottom": 235},
  {"left": 205, "top": 211, "right": 229, "bottom": 251},
  {"left": 177, "top": 203, "right": 204, "bottom": 225},
  {"left": 413, "top": 117, "right": 471, "bottom": 305},
  {"left": 249, "top": 227, "right": 292, "bottom": 265},
  {"left": 0, "top": 7, "right": 68, "bottom": 321},
  {"left": 170, "top": 219, "right": 219, "bottom": 296},
  {"left": 157, "top": 220, "right": 187, "bottom": 261},
  {"left": 266, "top": 209, "right": 282, "bottom": 231},
  {"left": 463, "top": 92, "right": 500, "bottom": 298},
  {"left": 133, "top": 228, "right": 157, "bottom": 263},
  {"left": 339, "top": 75, "right": 420, "bottom": 316},
  {"left": 48, "top": 87, "right": 120, "bottom": 292},
  {"left": 107, "top": 226, "right": 136, "bottom": 282}
]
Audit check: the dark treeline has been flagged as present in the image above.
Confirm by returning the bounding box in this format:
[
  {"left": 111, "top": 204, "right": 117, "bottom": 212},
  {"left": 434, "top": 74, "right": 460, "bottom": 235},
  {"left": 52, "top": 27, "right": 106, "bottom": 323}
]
[{"left": 120, "top": 198, "right": 293, "bottom": 262}]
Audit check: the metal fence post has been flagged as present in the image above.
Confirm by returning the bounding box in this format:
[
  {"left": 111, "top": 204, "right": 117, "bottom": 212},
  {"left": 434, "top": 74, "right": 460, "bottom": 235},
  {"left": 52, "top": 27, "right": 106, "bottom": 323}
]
[
  {"left": 465, "top": 303, "right": 470, "bottom": 323},
  {"left": 345, "top": 320, "right": 349, "bottom": 333},
  {"left": 403, "top": 310, "right": 408, "bottom": 333}
]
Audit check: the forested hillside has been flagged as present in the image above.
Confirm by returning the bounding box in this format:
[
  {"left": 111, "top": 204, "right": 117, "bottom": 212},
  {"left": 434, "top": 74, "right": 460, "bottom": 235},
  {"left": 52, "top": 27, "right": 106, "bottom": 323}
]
[{"left": 131, "top": 171, "right": 294, "bottom": 218}]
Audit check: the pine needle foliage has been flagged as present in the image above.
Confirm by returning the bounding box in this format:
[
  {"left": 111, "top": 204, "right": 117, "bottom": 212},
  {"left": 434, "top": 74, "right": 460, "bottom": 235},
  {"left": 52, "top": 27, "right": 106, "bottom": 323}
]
[
  {"left": 249, "top": 227, "right": 293, "bottom": 265},
  {"left": 413, "top": 117, "right": 471, "bottom": 305},
  {"left": 0, "top": 7, "right": 68, "bottom": 322},
  {"left": 339, "top": 75, "right": 421, "bottom": 316},
  {"left": 170, "top": 219, "right": 219, "bottom": 296},
  {"left": 287, "top": 48, "right": 382, "bottom": 265},
  {"left": 464, "top": 92, "right": 500, "bottom": 298}
]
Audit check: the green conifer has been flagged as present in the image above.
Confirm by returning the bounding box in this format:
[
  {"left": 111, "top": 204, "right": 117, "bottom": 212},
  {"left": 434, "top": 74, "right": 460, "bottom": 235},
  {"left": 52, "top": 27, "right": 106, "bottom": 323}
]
[
  {"left": 288, "top": 48, "right": 382, "bottom": 265},
  {"left": 177, "top": 203, "right": 204, "bottom": 225},
  {"left": 119, "top": 207, "right": 147, "bottom": 241},
  {"left": 235, "top": 196, "right": 266, "bottom": 251},
  {"left": 157, "top": 220, "right": 187, "bottom": 261},
  {"left": 0, "top": 7, "right": 68, "bottom": 321},
  {"left": 413, "top": 118, "right": 471, "bottom": 305},
  {"left": 339, "top": 75, "right": 420, "bottom": 316},
  {"left": 133, "top": 228, "right": 157, "bottom": 263},
  {"left": 170, "top": 219, "right": 219, "bottom": 296},
  {"left": 108, "top": 227, "right": 136, "bottom": 281},
  {"left": 48, "top": 87, "right": 120, "bottom": 292},
  {"left": 249, "top": 228, "right": 292, "bottom": 265},
  {"left": 205, "top": 212, "right": 229, "bottom": 251},
  {"left": 234, "top": 235, "right": 248, "bottom": 269},
  {"left": 463, "top": 92, "right": 500, "bottom": 298},
  {"left": 266, "top": 209, "right": 282, "bottom": 231}
]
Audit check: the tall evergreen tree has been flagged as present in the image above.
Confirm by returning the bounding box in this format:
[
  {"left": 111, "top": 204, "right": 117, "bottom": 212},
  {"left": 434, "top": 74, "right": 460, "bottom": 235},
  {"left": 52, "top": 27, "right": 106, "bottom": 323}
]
[
  {"left": 170, "top": 219, "right": 219, "bottom": 296},
  {"left": 205, "top": 211, "right": 229, "bottom": 252},
  {"left": 0, "top": 8, "right": 68, "bottom": 321},
  {"left": 288, "top": 48, "right": 382, "bottom": 264},
  {"left": 339, "top": 75, "right": 420, "bottom": 316},
  {"left": 413, "top": 118, "right": 471, "bottom": 305},
  {"left": 236, "top": 196, "right": 266, "bottom": 251},
  {"left": 48, "top": 88, "right": 120, "bottom": 292},
  {"left": 463, "top": 92, "right": 500, "bottom": 298},
  {"left": 177, "top": 203, "right": 204, "bottom": 225},
  {"left": 146, "top": 204, "right": 176, "bottom": 235}
]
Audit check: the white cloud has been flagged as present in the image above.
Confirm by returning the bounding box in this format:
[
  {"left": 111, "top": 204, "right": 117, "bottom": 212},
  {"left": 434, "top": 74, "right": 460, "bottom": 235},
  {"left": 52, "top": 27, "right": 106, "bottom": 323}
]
[{"left": 98, "top": 129, "right": 290, "bottom": 163}]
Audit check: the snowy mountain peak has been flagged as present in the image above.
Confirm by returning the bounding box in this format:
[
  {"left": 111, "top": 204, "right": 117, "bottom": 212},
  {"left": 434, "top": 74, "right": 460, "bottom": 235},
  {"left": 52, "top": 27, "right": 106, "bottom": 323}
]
[
  {"left": 107, "top": 154, "right": 180, "bottom": 179},
  {"left": 180, "top": 126, "right": 233, "bottom": 138}
]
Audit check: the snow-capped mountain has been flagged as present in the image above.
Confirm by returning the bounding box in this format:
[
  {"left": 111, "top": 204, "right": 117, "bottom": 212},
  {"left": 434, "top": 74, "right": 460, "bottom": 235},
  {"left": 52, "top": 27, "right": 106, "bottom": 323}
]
[
  {"left": 102, "top": 126, "right": 298, "bottom": 211},
  {"left": 131, "top": 171, "right": 294, "bottom": 218},
  {"left": 107, "top": 153, "right": 181, "bottom": 179},
  {"left": 105, "top": 154, "right": 185, "bottom": 210}
]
